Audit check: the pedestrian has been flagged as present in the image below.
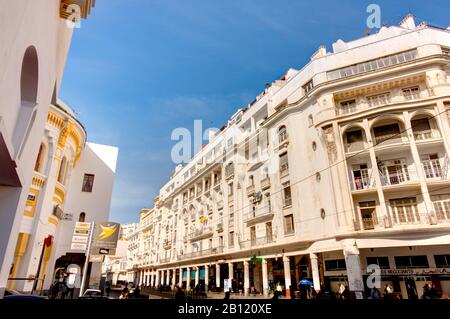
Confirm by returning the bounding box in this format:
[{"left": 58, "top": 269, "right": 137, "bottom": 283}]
[
  {"left": 371, "top": 287, "right": 381, "bottom": 299},
  {"left": 422, "top": 284, "right": 431, "bottom": 299},
  {"left": 430, "top": 284, "right": 438, "bottom": 299},
  {"left": 133, "top": 286, "right": 141, "bottom": 299},
  {"left": 119, "top": 287, "right": 129, "bottom": 299},
  {"left": 105, "top": 283, "right": 111, "bottom": 297},
  {"left": 276, "top": 282, "right": 282, "bottom": 293},
  {"left": 61, "top": 282, "right": 69, "bottom": 300},
  {"left": 384, "top": 284, "right": 393, "bottom": 299},
  {"left": 224, "top": 291, "right": 231, "bottom": 299},
  {"left": 175, "top": 286, "right": 186, "bottom": 301},
  {"left": 272, "top": 290, "right": 281, "bottom": 299}
]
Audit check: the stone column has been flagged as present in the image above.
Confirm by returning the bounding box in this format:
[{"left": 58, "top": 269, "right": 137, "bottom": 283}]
[
  {"left": 195, "top": 267, "right": 200, "bottom": 286},
  {"left": 262, "top": 259, "right": 269, "bottom": 297},
  {"left": 216, "top": 264, "right": 221, "bottom": 288},
  {"left": 403, "top": 110, "right": 436, "bottom": 224},
  {"left": 150, "top": 271, "right": 154, "bottom": 287},
  {"left": 155, "top": 270, "right": 160, "bottom": 287},
  {"left": 310, "top": 253, "right": 321, "bottom": 292},
  {"left": 228, "top": 262, "right": 234, "bottom": 280},
  {"left": 166, "top": 269, "right": 171, "bottom": 286},
  {"left": 363, "top": 118, "right": 390, "bottom": 228},
  {"left": 283, "top": 256, "right": 292, "bottom": 298},
  {"left": 205, "top": 266, "right": 209, "bottom": 292},
  {"left": 178, "top": 268, "right": 183, "bottom": 287},
  {"left": 186, "top": 267, "right": 191, "bottom": 290},
  {"left": 172, "top": 268, "right": 177, "bottom": 289},
  {"left": 343, "top": 240, "right": 364, "bottom": 299},
  {"left": 243, "top": 261, "right": 250, "bottom": 296}
]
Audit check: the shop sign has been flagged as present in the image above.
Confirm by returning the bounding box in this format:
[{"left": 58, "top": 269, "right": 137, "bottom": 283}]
[{"left": 366, "top": 268, "right": 450, "bottom": 276}]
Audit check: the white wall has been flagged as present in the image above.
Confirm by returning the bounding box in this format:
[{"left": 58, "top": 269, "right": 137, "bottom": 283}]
[{"left": 0, "top": 0, "right": 74, "bottom": 294}]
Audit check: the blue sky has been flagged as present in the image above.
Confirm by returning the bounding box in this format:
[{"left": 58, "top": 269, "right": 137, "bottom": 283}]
[{"left": 60, "top": 0, "right": 450, "bottom": 224}]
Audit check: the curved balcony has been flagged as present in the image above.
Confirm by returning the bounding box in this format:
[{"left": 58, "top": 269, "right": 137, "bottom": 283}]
[
  {"left": 189, "top": 226, "right": 213, "bottom": 242},
  {"left": 243, "top": 205, "right": 273, "bottom": 225}
]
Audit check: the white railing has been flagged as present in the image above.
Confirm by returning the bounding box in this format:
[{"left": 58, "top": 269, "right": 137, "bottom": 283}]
[
  {"left": 380, "top": 165, "right": 411, "bottom": 186},
  {"left": 422, "top": 159, "right": 443, "bottom": 179},
  {"left": 243, "top": 205, "right": 272, "bottom": 222},
  {"left": 351, "top": 169, "right": 374, "bottom": 190}
]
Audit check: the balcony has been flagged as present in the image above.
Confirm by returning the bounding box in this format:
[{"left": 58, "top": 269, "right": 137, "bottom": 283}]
[
  {"left": 261, "top": 177, "right": 270, "bottom": 190},
  {"left": 177, "top": 246, "right": 224, "bottom": 261},
  {"left": 239, "top": 235, "right": 275, "bottom": 249},
  {"left": 189, "top": 226, "right": 213, "bottom": 242},
  {"left": 246, "top": 184, "right": 255, "bottom": 197},
  {"left": 243, "top": 205, "right": 273, "bottom": 225},
  {"left": 60, "top": 0, "right": 96, "bottom": 20},
  {"left": 361, "top": 214, "right": 378, "bottom": 230},
  {"left": 160, "top": 256, "right": 171, "bottom": 264},
  {"left": 379, "top": 164, "right": 411, "bottom": 186},
  {"left": 163, "top": 240, "right": 172, "bottom": 250},
  {"left": 225, "top": 164, "right": 235, "bottom": 180},
  {"left": 350, "top": 169, "right": 375, "bottom": 191}
]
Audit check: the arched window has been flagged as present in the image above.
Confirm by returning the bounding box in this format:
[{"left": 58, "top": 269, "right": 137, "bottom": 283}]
[
  {"left": 79, "top": 212, "right": 86, "bottom": 222},
  {"left": 34, "top": 143, "right": 46, "bottom": 173},
  {"left": 278, "top": 125, "right": 288, "bottom": 144},
  {"left": 13, "top": 46, "right": 39, "bottom": 157},
  {"left": 57, "top": 157, "right": 67, "bottom": 184}
]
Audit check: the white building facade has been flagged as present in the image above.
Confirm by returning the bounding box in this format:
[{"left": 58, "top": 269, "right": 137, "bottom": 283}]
[
  {"left": 0, "top": 0, "right": 96, "bottom": 297},
  {"left": 141, "top": 15, "right": 450, "bottom": 299},
  {"left": 7, "top": 101, "right": 118, "bottom": 293}
]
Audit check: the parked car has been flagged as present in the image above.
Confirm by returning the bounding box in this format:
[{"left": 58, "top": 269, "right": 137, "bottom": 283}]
[
  {"left": 79, "top": 289, "right": 110, "bottom": 299},
  {"left": 3, "top": 289, "right": 46, "bottom": 300}
]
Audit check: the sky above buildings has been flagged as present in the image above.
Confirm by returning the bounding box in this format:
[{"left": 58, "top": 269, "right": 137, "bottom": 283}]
[{"left": 60, "top": 0, "right": 450, "bottom": 224}]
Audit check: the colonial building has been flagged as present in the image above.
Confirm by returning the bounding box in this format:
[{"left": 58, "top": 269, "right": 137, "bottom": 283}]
[
  {"left": 0, "top": 0, "right": 96, "bottom": 297},
  {"left": 131, "top": 15, "right": 450, "bottom": 299},
  {"left": 8, "top": 101, "right": 118, "bottom": 293}
]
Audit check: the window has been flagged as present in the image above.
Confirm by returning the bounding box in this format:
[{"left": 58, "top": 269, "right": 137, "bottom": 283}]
[
  {"left": 394, "top": 255, "right": 429, "bottom": 269},
  {"left": 373, "top": 123, "right": 400, "bottom": 144},
  {"left": 402, "top": 86, "right": 420, "bottom": 100},
  {"left": 327, "top": 50, "right": 418, "bottom": 80},
  {"left": 279, "top": 152, "right": 289, "bottom": 176},
  {"left": 219, "top": 236, "right": 224, "bottom": 247},
  {"left": 57, "top": 157, "right": 68, "bottom": 184},
  {"left": 366, "top": 257, "right": 390, "bottom": 269},
  {"left": 278, "top": 126, "right": 288, "bottom": 144},
  {"left": 338, "top": 99, "right": 356, "bottom": 115},
  {"left": 283, "top": 182, "right": 292, "bottom": 207},
  {"left": 228, "top": 231, "right": 234, "bottom": 247},
  {"left": 325, "top": 259, "right": 346, "bottom": 271},
  {"left": 249, "top": 175, "right": 254, "bottom": 186},
  {"left": 79, "top": 212, "right": 86, "bottom": 222},
  {"left": 34, "top": 143, "right": 45, "bottom": 173},
  {"left": 82, "top": 174, "right": 95, "bottom": 192},
  {"left": 367, "top": 92, "right": 391, "bottom": 107},
  {"left": 431, "top": 194, "right": 450, "bottom": 222},
  {"left": 434, "top": 255, "right": 450, "bottom": 267},
  {"left": 303, "top": 80, "right": 314, "bottom": 94},
  {"left": 412, "top": 118, "right": 432, "bottom": 140},
  {"left": 284, "top": 214, "right": 294, "bottom": 235},
  {"left": 389, "top": 198, "right": 420, "bottom": 225}
]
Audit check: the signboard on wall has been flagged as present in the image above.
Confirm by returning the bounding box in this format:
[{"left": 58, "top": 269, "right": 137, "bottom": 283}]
[
  {"left": 71, "top": 222, "right": 91, "bottom": 252},
  {"left": 91, "top": 222, "right": 120, "bottom": 256}
]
